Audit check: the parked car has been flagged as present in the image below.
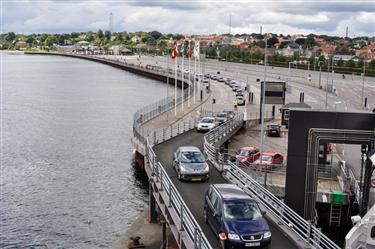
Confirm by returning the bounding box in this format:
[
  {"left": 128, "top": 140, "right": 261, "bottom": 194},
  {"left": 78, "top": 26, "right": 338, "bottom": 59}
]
[
  {"left": 211, "top": 75, "right": 217, "bottom": 80},
  {"left": 267, "top": 123, "right": 281, "bottom": 137},
  {"left": 222, "top": 110, "right": 235, "bottom": 119},
  {"left": 235, "top": 91, "right": 244, "bottom": 97},
  {"left": 236, "top": 96, "right": 246, "bottom": 106},
  {"left": 197, "top": 117, "right": 216, "bottom": 132},
  {"left": 235, "top": 146, "right": 260, "bottom": 165},
  {"left": 204, "top": 184, "right": 272, "bottom": 248},
  {"left": 173, "top": 146, "right": 209, "bottom": 181},
  {"left": 253, "top": 152, "right": 284, "bottom": 170},
  {"left": 202, "top": 78, "right": 209, "bottom": 84},
  {"left": 205, "top": 73, "right": 211, "bottom": 78},
  {"left": 215, "top": 112, "right": 229, "bottom": 124},
  {"left": 218, "top": 77, "right": 225, "bottom": 82},
  {"left": 225, "top": 79, "right": 232, "bottom": 85}
]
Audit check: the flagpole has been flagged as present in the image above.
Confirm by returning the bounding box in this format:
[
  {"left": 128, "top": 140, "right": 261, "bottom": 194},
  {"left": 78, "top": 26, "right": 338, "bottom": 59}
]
[
  {"left": 166, "top": 50, "right": 170, "bottom": 121},
  {"left": 174, "top": 51, "right": 178, "bottom": 117},
  {"left": 188, "top": 40, "right": 191, "bottom": 107},
  {"left": 181, "top": 46, "right": 184, "bottom": 113},
  {"left": 194, "top": 41, "right": 197, "bottom": 104}
]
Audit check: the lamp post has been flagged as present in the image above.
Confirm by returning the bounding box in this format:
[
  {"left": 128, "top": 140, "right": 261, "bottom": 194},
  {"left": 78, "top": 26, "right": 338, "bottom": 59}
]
[
  {"left": 260, "top": 37, "right": 267, "bottom": 187},
  {"left": 325, "top": 56, "right": 331, "bottom": 109},
  {"left": 361, "top": 63, "right": 366, "bottom": 108}
]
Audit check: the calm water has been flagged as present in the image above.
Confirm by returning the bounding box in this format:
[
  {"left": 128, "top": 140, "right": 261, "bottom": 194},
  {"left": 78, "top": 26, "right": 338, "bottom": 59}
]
[{"left": 1, "top": 53, "right": 172, "bottom": 249}]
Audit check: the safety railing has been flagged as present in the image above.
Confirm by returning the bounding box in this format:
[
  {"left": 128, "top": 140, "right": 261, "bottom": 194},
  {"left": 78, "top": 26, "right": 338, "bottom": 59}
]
[
  {"left": 203, "top": 117, "right": 341, "bottom": 249},
  {"left": 123, "top": 56, "right": 213, "bottom": 248},
  {"left": 146, "top": 141, "right": 212, "bottom": 249}
]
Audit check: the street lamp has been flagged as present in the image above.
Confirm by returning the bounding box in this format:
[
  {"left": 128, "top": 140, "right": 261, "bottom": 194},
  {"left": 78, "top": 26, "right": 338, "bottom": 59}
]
[{"left": 361, "top": 62, "right": 366, "bottom": 108}]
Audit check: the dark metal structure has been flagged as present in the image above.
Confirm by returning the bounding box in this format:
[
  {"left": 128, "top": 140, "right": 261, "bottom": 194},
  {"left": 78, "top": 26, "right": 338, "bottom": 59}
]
[{"left": 285, "top": 109, "right": 375, "bottom": 221}]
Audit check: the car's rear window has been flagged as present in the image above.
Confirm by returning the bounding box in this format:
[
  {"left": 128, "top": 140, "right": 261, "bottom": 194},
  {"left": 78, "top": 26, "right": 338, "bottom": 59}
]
[{"left": 223, "top": 200, "right": 262, "bottom": 221}]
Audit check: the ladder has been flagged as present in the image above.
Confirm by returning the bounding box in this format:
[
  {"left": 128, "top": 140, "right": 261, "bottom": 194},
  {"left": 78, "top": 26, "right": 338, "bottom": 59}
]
[{"left": 329, "top": 204, "right": 342, "bottom": 226}]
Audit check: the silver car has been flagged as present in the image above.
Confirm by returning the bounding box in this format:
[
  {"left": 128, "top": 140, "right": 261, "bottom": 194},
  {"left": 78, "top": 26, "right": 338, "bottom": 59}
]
[{"left": 173, "top": 146, "right": 210, "bottom": 181}]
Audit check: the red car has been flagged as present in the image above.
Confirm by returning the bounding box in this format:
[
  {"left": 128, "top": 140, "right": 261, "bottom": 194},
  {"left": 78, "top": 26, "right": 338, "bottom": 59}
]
[
  {"left": 253, "top": 152, "right": 284, "bottom": 170},
  {"left": 235, "top": 146, "right": 260, "bottom": 165}
]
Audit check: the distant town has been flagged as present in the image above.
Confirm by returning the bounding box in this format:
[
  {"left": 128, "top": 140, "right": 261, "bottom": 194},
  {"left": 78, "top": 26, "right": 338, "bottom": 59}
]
[{"left": 2, "top": 30, "right": 375, "bottom": 76}]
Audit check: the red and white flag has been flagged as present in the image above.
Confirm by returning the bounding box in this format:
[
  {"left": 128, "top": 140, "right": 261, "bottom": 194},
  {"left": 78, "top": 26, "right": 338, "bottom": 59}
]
[{"left": 171, "top": 41, "right": 178, "bottom": 59}]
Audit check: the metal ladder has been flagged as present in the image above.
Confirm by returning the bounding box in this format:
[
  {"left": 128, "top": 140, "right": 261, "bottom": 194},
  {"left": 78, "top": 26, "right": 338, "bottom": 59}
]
[{"left": 329, "top": 204, "right": 342, "bottom": 226}]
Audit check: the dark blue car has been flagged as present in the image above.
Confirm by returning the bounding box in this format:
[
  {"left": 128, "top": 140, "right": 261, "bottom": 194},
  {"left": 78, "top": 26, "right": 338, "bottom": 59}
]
[{"left": 204, "top": 184, "right": 271, "bottom": 248}]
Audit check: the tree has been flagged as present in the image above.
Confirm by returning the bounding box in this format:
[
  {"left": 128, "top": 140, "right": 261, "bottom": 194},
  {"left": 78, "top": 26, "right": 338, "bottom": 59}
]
[
  {"left": 278, "top": 41, "right": 289, "bottom": 49},
  {"left": 97, "top": 29, "right": 104, "bottom": 39},
  {"left": 104, "top": 30, "right": 111, "bottom": 41},
  {"left": 5, "top": 32, "right": 16, "bottom": 42},
  {"left": 337, "top": 58, "right": 344, "bottom": 67},
  {"left": 295, "top": 38, "right": 306, "bottom": 46},
  {"left": 357, "top": 59, "right": 364, "bottom": 68},
  {"left": 369, "top": 59, "right": 375, "bottom": 70},
  {"left": 305, "top": 34, "right": 317, "bottom": 47},
  {"left": 346, "top": 60, "right": 355, "bottom": 68},
  {"left": 150, "top": 30, "right": 162, "bottom": 40},
  {"left": 44, "top": 35, "right": 57, "bottom": 46},
  {"left": 267, "top": 37, "right": 279, "bottom": 47}
]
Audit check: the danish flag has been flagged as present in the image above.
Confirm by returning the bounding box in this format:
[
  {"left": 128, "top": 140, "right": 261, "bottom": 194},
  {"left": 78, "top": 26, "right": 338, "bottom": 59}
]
[{"left": 171, "top": 41, "right": 178, "bottom": 59}]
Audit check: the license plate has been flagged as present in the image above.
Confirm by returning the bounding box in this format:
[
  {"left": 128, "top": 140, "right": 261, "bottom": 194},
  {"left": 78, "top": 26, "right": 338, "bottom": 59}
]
[
  {"left": 191, "top": 178, "right": 202, "bottom": 181},
  {"left": 272, "top": 131, "right": 276, "bottom": 133},
  {"left": 245, "top": 242, "right": 260, "bottom": 247}
]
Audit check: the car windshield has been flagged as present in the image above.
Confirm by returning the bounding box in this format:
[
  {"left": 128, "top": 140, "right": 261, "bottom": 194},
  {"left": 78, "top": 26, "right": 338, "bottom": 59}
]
[
  {"left": 201, "top": 119, "right": 214, "bottom": 123},
  {"left": 239, "top": 149, "right": 249, "bottom": 156},
  {"left": 223, "top": 201, "right": 263, "bottom": 221},
  {"left": 269, "top": 125, "right": 279, "bottom": 129},
  {"left": 180, "top": 151, "right": 205, "bottom": 163},
  {"left": 260, "top": 155, "right": 272, "bottom": 162},
  {"left": 216, "top": 113, "right": 227, "bottom": 118}
]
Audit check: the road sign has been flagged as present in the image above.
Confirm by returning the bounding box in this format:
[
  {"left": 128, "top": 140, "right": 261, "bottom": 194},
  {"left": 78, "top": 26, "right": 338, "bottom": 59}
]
[{"left": 261, "top": 81, "right": 286, "bottom": 105}]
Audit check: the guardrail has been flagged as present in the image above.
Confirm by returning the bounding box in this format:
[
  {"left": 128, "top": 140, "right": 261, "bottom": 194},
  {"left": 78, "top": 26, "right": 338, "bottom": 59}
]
[
  {"left": 126, "top": 58, "right": 213, "bottom": 249},
  {"left": 146, "top": 140, "right": 212, "bottom": 249},
  {"left": 203, "top": 118, "right": 341, "bottom": 249}
]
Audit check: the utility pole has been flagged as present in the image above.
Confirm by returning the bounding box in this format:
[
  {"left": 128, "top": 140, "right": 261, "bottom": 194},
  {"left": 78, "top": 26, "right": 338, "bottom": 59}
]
[{"left": 361, "top": 63, "right": 366, "bottom": 108}]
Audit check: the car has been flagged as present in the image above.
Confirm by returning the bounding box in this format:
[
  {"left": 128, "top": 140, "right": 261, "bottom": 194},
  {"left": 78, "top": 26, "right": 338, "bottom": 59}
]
[
  {"left": 235, "top": 91, "right": 244, "bottom": 97},
  {"left": 267, "top": 123, "right": 281, "bottom": 137},
  {"left": 197, "top": 117, "right": 216, "bottom": 132},
  {"left": 204, "top": 184, "right": 271, "bottom": 248},
  {"left": 236, "top": 96, "right": 246, "bottom": 106},
  {"left": 222, "top": 110, "right": 235, "bottom": 119},
  {"left": 253, "top": 152, "right": 284, "bottom": 170},
  {"left": 229, "top": 82, "right": 237, "bottom": 87},
  {"left": 218, "top": 77, "right": 225, "bottom": 82},
  {"left": 205, "top": 73, "right": 211, "bottom": 78},
  {"left": 211, "top": 75, "right": 217, "bottom": 80},
  {"left": 202, "top": 78, "right": 209, "bottom": 84},
  {"left": 232, "top": 86, "right": 241, "bottom": 92},
  {"left": 215, "top": 112, "right": 229, "bottom": 124},
  {"left": 235, "top": 146, "right": 260, "bottom": 165},
  {"left": 173, "top": 146, "right": 209, "bottom": 181},
  {"left": 225, "top": 79, "right": 232, "bottom": 85}
]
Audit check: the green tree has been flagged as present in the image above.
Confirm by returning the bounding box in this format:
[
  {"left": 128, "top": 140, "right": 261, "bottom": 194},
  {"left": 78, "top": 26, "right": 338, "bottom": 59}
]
[
  {"left": 104, "top": 30, "right": 111, "bottom": 41},
  {"left": 369, "top": 59, "right": 375, "bottom": 70},
  {"left": 337, "top": 58, "right": 344, "bottom": 67},
  {"left": 346, "top": 60, "right": 355, "bottom": 68},
  {"left": 44, "top": 35, "right": 57, "bottom": 46},
  {"left": 5, "top": 32, "right": 16, "bottom": 42},
  {"left": 97, "top": 29, "right": 104, "bottom": 39},
  {"left": 357, "top": 59, "right": 364, "bottom": 68}
]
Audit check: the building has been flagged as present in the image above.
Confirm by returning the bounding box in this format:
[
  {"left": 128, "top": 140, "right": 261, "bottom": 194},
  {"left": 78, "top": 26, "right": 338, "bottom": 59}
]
[
  {"left": 131, "top": 36, "right": 141, "bottom": 43},
  {"left": 279, "top": 42, "right": 301, "bottom": 56}
]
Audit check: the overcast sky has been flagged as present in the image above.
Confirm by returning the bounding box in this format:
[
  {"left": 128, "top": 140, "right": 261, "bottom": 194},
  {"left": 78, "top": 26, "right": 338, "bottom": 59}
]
[{"left": 2, "top": 0, "right": 375, "bottom": 37}]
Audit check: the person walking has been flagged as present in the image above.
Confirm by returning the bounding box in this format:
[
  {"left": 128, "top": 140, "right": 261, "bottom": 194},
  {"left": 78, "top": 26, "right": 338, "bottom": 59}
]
[{"left": 233, "top": 98, "right": 238, "bottom": 111}]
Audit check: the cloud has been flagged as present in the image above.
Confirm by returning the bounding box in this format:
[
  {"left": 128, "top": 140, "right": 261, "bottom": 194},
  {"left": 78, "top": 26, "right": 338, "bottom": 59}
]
[{"left": 2, "top": 0, "right": 374, "bottom": 36}]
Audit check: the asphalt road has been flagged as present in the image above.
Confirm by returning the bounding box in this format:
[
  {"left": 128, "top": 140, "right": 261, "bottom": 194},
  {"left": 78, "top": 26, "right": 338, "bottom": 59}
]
[{"left": 154, "top": 129, "right": 297, "bottom": 249}]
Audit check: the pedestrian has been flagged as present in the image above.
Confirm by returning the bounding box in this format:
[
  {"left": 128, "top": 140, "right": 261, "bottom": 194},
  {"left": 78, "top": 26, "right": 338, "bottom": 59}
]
[{"left": 233, "top": 98, "right": 238, "bottom": 110}]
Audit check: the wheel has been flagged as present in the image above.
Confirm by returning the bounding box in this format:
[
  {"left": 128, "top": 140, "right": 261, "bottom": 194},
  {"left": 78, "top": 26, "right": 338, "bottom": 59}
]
[{"left": 203, "top": 208, "right": 208, "bottom": 223}]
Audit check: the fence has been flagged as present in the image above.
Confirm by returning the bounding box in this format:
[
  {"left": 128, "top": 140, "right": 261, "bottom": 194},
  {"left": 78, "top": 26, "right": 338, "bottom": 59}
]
[{"left": 203, "top": 118, "right": 341, "bottom": 249}]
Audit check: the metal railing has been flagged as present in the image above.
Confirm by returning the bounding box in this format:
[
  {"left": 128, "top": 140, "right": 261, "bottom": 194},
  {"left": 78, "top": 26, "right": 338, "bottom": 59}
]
[
  {"left": 203, "top": 118, "right": 341, "bottom": 249},
  {"left": 123, "top": 57, "right": 213, "bottom": 249},
  {"left": 146, "top": 140, "right": 212, "bottom": 249}
]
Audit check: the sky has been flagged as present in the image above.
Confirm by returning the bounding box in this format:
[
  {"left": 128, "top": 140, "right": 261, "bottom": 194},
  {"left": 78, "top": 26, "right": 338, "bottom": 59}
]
[{"left": 2, "top": 0, "right": 375, "bottom": 37}]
